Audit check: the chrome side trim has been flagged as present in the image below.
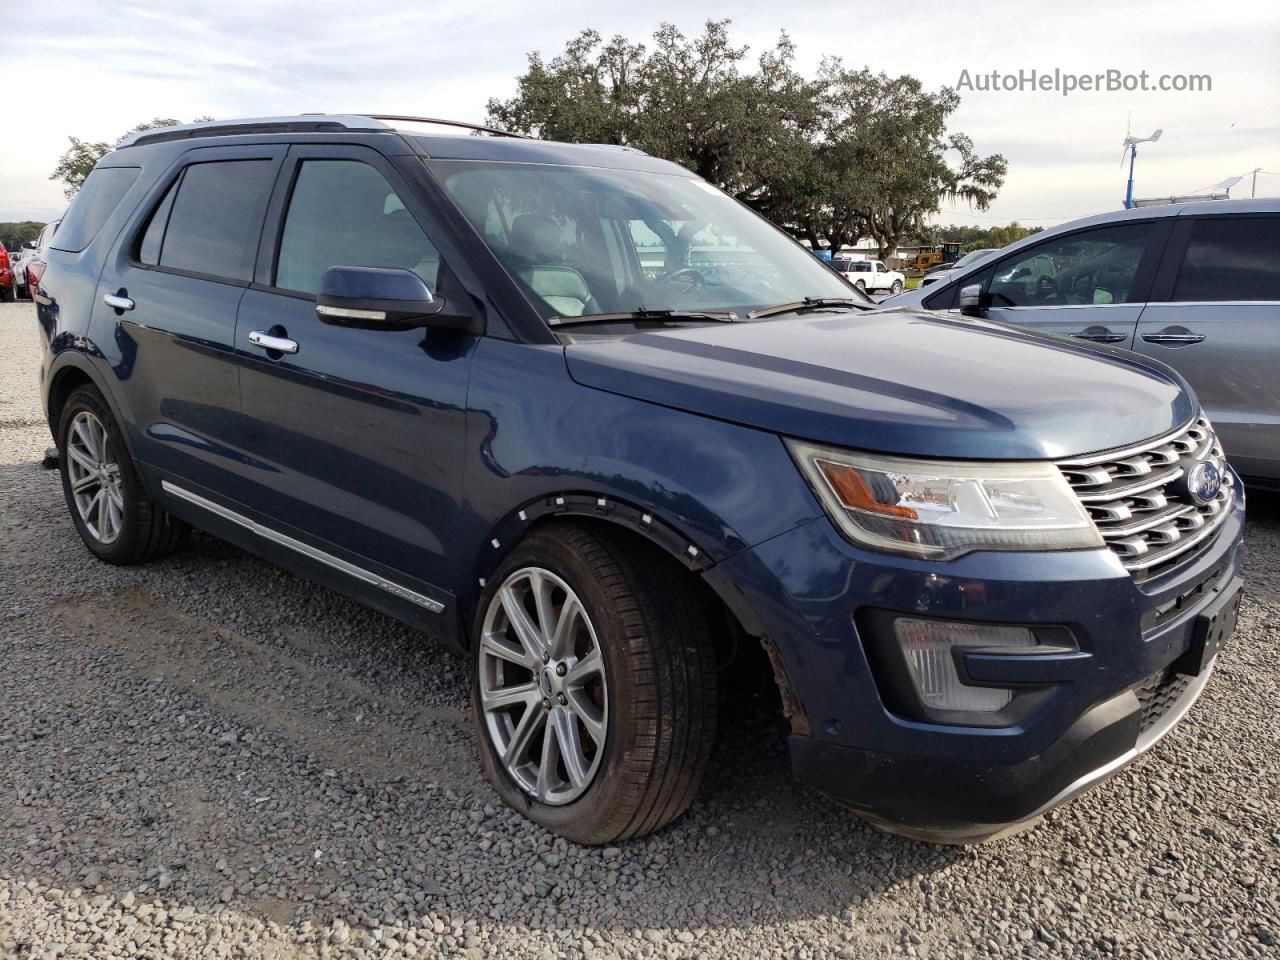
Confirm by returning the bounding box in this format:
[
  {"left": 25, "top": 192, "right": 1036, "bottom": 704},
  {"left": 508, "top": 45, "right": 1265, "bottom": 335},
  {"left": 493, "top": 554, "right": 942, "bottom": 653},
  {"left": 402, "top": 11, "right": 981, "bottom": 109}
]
[
  {"left": 1144, "top": 299, "right": 1279, "bottom": 307},
  {"left": 160, "top": 481, "right": 445, "bottom": 614},
  {"left": 315, "top": 304, "right": 389, "bottom": 322}
]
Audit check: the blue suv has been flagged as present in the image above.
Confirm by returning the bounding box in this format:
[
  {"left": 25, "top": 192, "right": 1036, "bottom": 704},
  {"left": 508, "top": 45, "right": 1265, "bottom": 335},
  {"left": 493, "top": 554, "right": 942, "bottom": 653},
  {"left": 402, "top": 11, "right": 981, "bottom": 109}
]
[{"left": 35, "top": 115, "right": 1245, "bottom": 844}]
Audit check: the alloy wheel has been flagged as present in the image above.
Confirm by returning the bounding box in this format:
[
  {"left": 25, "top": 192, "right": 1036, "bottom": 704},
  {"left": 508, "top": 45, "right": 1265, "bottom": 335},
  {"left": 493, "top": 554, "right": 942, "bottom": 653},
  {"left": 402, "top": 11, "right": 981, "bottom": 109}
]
[
  {"left": 65, "top": 410, "right": 124, "bottom": 545},
  {"left": 478, "top": 566, "right": 608, "bottom": 805}
]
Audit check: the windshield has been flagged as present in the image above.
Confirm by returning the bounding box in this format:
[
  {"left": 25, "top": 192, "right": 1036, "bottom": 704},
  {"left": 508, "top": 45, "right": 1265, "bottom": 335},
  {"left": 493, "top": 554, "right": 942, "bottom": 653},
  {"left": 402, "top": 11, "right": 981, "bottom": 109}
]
[
  {"left": 952, "top": 248, "right": 995, "bottom": 269},
  {"left": 428, "top": 160, "right": 852, "bottom": 322}
]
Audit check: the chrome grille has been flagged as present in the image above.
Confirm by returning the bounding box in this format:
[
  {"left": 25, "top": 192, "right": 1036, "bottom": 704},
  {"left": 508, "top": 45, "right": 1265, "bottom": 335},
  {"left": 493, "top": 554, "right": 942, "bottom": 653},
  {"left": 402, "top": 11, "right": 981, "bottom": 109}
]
[{"left": 1057, "top": 418, "right": 1233, "bottom": 580}]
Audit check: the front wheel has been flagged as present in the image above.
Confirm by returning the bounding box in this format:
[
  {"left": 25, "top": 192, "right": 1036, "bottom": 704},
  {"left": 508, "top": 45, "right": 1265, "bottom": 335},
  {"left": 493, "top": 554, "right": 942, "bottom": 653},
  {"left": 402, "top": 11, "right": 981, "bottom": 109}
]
[
  {"left": 855, "top": 279, "right": 866, "bottom": 291},
  {"left": 890, "top": 280, "right": 903, "bottom": 295},
  {"left": 472, "top": 523, "right": 717, "bottom": 844}
]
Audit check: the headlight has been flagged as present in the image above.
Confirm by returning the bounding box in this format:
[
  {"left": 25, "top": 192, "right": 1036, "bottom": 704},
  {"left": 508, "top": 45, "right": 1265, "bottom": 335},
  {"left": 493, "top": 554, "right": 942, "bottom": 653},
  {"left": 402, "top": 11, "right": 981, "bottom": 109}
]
[{"left": 786, "top": 439, "right": 1103, "bottom": 560}]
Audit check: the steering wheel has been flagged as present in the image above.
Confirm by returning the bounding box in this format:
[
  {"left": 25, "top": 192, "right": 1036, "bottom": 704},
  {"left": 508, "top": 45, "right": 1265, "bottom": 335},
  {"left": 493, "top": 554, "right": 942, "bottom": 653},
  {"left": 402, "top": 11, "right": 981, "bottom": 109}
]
[{"left": 659, "top": 268, "right": 706, "bottom": 295}]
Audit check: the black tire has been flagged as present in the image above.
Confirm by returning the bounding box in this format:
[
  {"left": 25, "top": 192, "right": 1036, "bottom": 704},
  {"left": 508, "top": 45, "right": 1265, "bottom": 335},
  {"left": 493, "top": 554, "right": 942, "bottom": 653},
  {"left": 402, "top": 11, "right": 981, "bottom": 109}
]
[
  {"left": 0, "top": 281, "right": 12, "bottom": 303},
  {"left": 890, "top": 280, "right": 903, "bottom": 295},
  {"left": 57, "top": 385, "right": 190, "bottom": 564},
  {"left": 855, "top": 279, "right": 866, "bottom": 291},
  {"left": 471, "top": 522, "right": 717, "bottom": 844}
]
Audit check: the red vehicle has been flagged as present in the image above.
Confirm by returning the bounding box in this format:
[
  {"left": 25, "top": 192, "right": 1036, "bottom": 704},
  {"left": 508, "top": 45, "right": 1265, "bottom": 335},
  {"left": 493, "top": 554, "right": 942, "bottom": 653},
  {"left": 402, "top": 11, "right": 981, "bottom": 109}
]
[{"left": 0, "top": 247, "right": 13, "bottom": 302}]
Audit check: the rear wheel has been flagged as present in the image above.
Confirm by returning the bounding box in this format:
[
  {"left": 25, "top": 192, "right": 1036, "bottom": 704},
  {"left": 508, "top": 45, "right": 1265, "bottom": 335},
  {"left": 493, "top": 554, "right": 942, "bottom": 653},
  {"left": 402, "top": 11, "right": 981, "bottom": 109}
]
[
  {"left": 472, "top": 523, "right": 717, "bottom": 844},
  {"left": 0, "top": 281, "right": 12, "bottom": 303},
  {"left": 855, "top": 279, "right": 866, "bottom": 291},
  {"left": 57, "top": 385, "right": 190, "bottom": 564}
]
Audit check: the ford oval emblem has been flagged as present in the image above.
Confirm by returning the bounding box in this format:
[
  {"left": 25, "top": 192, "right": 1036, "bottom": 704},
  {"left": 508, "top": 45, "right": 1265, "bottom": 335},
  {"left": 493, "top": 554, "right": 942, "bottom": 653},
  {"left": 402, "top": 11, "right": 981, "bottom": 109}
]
[{"left": 1186, "top": 460, "right": 1222, "bottom": 505}]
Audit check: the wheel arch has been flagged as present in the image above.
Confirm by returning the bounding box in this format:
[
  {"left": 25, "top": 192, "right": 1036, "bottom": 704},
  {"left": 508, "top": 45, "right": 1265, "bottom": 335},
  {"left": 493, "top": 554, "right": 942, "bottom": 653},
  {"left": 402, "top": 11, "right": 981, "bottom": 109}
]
[
  {"left": 467, "top": 491, "right": 810, "bottom": 737},
  {"left": 46, "top": 356, "right": 146, "bottom": 479}
]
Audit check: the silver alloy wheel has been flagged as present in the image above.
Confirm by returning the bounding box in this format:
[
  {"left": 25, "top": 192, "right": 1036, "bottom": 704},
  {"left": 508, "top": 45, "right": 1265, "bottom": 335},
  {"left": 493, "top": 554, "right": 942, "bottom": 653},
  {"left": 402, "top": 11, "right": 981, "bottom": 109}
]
[
  {"left": 65, "top": 410, "right": 124, "bottom": 545},
  {"left": 478, "top": 566, "right": 608, "bottom": 806}
]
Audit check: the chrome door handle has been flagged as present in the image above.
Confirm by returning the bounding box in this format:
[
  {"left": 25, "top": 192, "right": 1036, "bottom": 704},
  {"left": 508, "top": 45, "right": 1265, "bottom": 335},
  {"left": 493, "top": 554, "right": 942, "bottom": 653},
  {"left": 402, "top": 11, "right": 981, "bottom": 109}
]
[
  {"left": 1072, "top": 332, "right": 1128, "bottom": 344},
  {"left": 248, "top": 330, "right": 299, "bottom": 354},
  {"left": 1142, "top": 332, "right": 1205, "bottom": 345},
  {"left": 103, "top": 293, "right": 134, "bottom": 311}
]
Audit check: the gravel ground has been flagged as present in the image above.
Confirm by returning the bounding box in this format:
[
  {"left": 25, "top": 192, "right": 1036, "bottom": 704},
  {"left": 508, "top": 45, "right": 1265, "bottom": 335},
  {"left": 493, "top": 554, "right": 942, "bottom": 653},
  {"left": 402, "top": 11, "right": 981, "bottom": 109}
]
[{"left": 1, "top": 298, "right": 1277, "bottom": 959}]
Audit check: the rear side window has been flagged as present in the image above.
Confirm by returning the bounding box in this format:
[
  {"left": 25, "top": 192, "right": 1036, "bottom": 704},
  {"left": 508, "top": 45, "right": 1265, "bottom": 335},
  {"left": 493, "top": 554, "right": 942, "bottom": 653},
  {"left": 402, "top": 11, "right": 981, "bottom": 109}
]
[
  {"left": 1172, "top": 217, "right": 1280, "bottom": 302},
  {"left": 141, "top": 160, "right": 275, "bottom": 282},
  {"left": 51, "top": 167, "right": 140, "bottom": 253}
]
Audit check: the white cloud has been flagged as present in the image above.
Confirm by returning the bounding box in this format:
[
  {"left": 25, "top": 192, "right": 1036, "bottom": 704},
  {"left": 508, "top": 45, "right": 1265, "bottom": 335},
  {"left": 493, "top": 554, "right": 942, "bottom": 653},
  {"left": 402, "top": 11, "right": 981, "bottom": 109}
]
[{"left": 1, "top": 0, "right": 1277, "bottom": 226}]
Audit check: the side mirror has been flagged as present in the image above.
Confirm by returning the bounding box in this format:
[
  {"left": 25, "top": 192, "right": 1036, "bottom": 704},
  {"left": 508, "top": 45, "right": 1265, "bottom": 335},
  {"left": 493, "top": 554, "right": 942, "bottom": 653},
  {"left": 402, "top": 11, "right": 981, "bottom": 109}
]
[
  {"left": 959, "top": 283, "right": 986, "bottom": 318},
  {"left": 315, "top": 266, "right": 478, "bottom": 332},
  {"left": 22, "top": 241, "right": 36, "bottom": 250}
]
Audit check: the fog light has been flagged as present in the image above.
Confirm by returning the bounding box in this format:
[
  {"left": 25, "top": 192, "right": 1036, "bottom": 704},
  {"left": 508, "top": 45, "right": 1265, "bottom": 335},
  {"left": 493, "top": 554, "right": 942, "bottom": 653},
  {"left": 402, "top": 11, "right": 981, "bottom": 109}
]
[{"left": 894, "top": 619, "right": 1037, "bottom": 713}]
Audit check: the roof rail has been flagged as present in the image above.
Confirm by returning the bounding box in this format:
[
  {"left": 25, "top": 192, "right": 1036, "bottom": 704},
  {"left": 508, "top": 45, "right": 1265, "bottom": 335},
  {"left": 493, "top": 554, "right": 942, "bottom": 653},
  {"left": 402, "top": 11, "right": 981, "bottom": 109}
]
[
  {"left": 353, "top": 114, "right": 531, "bottom": 139},
  {"left": 117, "top": 113, "right": 530, "bottom": 148},
  {"left": 580, "top": 143, "right": 648, "bottom": 156},
  {"left": 119, "top": 115, "right": 391, "bottom": 148}
]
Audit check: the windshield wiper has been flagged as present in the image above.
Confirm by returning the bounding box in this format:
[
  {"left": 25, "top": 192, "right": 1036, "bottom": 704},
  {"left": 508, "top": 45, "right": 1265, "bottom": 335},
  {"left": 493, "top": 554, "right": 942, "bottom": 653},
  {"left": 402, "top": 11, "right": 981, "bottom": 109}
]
[
  {"left": 748, "top": 297, "right": 870, "bottom": 319},
  {"left": 551, "top": 308, "right": 738, "bottom": 327}
]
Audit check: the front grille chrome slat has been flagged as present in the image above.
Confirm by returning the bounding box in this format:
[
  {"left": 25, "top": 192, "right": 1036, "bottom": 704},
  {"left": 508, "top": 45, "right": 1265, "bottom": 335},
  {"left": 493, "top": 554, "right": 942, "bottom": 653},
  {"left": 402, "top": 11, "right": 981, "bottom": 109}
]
[
  {"left": 1075, "top": 468, "right": 1183, "bottom": 503},
  {"left": 1098, "top": 503, "right": 1199, "bottom": 539},
  {"left": 1057, "top": 417, "right": 1233, "bottom": 581}
]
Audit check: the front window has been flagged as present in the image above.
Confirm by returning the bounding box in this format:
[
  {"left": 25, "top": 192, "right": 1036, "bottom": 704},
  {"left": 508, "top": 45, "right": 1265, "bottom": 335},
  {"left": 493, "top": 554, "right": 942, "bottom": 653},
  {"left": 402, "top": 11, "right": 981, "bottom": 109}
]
[
  {"left": 981, "top": 223, "right": 1155, "bottom": 307},
  {"left": 276, "top": 160, "right": 440, "bottom": 295},
  {"left": 428, "top": 160, "right": 852, "bottom": 322}
]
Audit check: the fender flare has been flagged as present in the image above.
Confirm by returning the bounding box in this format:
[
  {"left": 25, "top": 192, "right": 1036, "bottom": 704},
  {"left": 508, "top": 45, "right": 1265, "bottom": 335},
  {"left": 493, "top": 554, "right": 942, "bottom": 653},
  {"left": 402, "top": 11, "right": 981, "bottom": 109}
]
[
  {"left": 472, "top": 491, "right": 714, "bottom": 601},
  {"left": 465, "top": 489, "right": 734, "bottom": 629},
  {"left": 45, "top": 353, "right": 146, "bottom": 478},
  {"left": 469, "top": 489, "right": 807, "bottom": 734}
]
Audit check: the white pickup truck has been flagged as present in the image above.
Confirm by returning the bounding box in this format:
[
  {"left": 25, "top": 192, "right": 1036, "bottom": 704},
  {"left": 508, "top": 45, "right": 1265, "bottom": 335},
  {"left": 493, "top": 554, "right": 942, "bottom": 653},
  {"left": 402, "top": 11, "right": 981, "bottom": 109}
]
[{"left": 832, "top": 258, "right": 904, "bottom": 295}]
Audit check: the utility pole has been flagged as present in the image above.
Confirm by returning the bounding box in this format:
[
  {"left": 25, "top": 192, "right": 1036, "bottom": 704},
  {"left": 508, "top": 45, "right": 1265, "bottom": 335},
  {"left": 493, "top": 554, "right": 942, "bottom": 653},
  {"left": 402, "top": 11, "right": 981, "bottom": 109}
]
[{"left": 1249, "top": 167, "right": 1262, "bottom": 198}]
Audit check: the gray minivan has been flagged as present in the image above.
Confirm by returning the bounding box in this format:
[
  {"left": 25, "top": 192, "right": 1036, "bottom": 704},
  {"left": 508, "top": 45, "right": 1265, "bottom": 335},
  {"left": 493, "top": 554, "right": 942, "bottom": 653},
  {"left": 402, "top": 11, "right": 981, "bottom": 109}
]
[{"left": 884, "top": 199, "right": 1280, "bottom": 486}]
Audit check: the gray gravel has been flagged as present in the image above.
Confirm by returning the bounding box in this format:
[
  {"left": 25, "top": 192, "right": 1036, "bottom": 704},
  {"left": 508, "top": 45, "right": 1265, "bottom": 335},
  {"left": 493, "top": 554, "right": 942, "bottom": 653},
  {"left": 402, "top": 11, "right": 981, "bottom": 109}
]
[{"left": 1, "top": 298, "right": 1277, "bottom": 959}]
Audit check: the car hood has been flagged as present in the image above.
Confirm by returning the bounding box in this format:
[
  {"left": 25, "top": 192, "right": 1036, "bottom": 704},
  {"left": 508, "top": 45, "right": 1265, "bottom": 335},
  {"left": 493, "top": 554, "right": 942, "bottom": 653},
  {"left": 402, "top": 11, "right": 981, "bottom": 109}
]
[{"left": 563, "top": 309, "right": 1194, "bottom": 460}]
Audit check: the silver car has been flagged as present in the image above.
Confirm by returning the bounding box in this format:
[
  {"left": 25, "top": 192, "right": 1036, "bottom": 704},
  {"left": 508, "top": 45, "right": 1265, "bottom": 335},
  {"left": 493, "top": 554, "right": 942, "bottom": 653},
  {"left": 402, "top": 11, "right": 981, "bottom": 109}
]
[
  {"left": 919, "top": 247, "right": 998, "bottom": 288},
  {"left": 882, "top": 199, "right": 1280, "bottom": 486}
]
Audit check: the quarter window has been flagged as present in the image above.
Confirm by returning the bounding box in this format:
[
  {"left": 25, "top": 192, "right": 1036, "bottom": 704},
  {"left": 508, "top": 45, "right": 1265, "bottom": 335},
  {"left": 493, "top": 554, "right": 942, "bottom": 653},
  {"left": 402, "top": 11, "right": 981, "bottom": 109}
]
[
  {"left": 980, "top": 223, "right": 1156, "bottom": 307},
  {"left": 1172, "top": 217, "right": 1280, "bottom": 302},
  {"left": 51, "top": 167, "right": 140, "bottom": 253},
  {"left": 145, "top": 160, "right": 276, "bottom": 281},
  {"left": 275, "top": 160, "right": 440, "bottom": 295}
]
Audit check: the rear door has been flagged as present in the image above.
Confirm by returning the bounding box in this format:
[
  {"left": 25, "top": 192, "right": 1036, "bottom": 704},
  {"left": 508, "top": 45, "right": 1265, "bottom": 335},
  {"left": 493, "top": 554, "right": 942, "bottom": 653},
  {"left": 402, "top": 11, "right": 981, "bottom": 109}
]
[
  {"left": 1134, "top": 213, "right": 1280, "bottom": 481},
  {"left": 960, "top": 220, "right": 1168, "bottom": 345},
  {"left": 94, "top": 145, "right": 284, "bottom": 490}
]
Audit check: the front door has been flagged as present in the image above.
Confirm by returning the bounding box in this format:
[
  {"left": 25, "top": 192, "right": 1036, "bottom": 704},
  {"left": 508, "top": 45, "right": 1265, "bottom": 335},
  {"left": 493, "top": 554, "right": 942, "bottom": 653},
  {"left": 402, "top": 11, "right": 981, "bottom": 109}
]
[
  {"left": 233, "top": 145, "right": 476, "bottom": 604},
  {"left": 971, "top": 220, "right": 1167, "bottom": 347},
  {"left": 1134, "top": 213, "right": 1280, "bottom": 481}
]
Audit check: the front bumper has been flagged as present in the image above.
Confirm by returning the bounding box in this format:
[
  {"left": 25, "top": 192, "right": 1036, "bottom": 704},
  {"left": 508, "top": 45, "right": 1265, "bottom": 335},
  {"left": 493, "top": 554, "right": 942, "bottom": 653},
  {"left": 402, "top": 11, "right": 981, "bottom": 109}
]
[{"left": 716, "top": 476, "right": 1246, "bottom": 842}]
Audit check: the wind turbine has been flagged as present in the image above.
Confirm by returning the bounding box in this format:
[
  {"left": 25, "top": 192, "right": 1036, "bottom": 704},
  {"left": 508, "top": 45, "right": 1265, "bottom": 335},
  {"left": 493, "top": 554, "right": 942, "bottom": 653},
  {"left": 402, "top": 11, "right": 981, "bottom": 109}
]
[{"left": 1122, "top": 118, "right": 1163, "bottom": 209}]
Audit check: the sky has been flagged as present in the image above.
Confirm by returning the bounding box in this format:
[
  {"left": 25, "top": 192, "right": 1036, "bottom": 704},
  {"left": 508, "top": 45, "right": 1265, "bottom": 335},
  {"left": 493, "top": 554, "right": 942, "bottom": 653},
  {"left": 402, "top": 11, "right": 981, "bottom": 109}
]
[{"left": 1, "top": 0, "right": 1277, "bottom": 227}]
